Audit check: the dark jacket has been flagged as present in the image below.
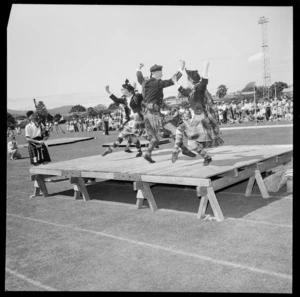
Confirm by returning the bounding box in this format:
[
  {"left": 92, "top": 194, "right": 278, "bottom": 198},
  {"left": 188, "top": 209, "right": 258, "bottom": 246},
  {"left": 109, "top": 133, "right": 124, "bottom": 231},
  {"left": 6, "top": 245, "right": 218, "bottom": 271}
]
[
  {"left": 136, "top": 70, "right": 183, "bottom": 106},
  {"left": 109, "top": 94, "right": 131, "bottom": 122},
  {"left": 178, "top": 78, "right": 208, "bottom": 114},
  {"left": 129, "top": 93, "right": 144, "bottom": 114}
]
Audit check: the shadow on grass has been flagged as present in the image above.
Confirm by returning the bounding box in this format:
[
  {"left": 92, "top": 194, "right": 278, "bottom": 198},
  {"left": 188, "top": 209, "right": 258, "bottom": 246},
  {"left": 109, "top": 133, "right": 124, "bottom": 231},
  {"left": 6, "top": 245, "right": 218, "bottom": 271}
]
[{"left": 49, "top": 179, "right": 286, "bottom": 219}]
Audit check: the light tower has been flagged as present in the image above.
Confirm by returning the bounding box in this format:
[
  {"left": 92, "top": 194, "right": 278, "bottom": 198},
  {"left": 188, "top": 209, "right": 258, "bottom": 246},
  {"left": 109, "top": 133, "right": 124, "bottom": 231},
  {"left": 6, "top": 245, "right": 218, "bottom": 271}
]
[{"left": 258, "top": 16, "right": 271, "bottom": 99}]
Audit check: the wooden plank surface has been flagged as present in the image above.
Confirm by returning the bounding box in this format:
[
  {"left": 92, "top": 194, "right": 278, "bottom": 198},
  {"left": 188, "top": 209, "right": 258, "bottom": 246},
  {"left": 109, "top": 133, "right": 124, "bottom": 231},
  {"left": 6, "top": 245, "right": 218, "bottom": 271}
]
[
  {"left": 30, "top": 145, "right": 293, "bottom": 184},
  {"left": 19, "top": 136, "right": 95, "bottom": 148}
]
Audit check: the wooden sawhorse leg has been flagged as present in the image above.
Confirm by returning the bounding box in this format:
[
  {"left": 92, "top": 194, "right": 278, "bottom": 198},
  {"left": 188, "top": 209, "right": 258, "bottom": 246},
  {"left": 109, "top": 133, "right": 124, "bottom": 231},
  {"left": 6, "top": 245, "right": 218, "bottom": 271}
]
[
  {"left": 70, "top": 177, "right": 90, "bottom": 201},
  {"left": 133, "top": 181, "right": 157, "bottom": 211},
  {"left": 245, "top": 169, "right": 270, "bottom": 198},
  {"left": 30, "top": 175, "right": 49, "bottom": 198},
  {"left": 197, "top": 186, "right": 224, "bottom": 222}
]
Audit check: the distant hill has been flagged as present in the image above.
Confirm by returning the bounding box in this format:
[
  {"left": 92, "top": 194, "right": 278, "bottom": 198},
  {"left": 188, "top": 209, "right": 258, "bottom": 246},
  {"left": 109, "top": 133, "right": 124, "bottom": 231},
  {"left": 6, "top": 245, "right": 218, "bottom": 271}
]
[
  {"left": 7, "top": 109, "right": 27, "bottom": 116},
  {"left": 7, "top": 105, "right": 74, "bottom": 116},
  {"left": 48, "top": 105, "right": 73, "bottom": 115}
]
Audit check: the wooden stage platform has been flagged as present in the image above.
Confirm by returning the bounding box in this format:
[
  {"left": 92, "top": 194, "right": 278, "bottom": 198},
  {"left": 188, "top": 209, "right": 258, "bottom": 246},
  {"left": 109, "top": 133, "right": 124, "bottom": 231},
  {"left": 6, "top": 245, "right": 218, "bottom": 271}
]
[
  {"left": 20, "top": 136, "right": 95, "bottom": 148},
  {"left": 102, "top": 139, "right": 170, "bottom": 147},
  {"left": 29, "top": 145, "right": 293, "bottom": 222}
]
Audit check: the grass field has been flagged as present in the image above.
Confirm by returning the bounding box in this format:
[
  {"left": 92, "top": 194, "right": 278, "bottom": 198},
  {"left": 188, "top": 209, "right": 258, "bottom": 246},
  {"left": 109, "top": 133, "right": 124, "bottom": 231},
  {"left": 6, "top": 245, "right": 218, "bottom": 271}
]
[{"left": 6, "top": 123, "right": 293, "bottom": 292}]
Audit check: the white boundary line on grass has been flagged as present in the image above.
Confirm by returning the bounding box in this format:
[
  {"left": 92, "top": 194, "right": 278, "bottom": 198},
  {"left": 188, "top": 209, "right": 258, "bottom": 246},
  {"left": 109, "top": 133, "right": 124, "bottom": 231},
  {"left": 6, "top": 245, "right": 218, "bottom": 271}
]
[
  {"left": 220, "top": 124, "right": 292, "bottom": 130},
  {"left": 5, "top": 268, "right": 57, "bottom": 291},
  {"left": 7, "top": 213, "right": 292, "bottom": 282},
  {"left": 159, "top": 209, "right": 292, "bottom": 228}
]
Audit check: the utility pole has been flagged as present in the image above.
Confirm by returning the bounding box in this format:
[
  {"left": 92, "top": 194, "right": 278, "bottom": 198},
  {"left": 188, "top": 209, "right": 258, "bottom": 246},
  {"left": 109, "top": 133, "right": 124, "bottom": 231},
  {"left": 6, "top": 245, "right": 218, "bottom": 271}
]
[{"left": 258, "top": 16, "right": 271, "bottom": 99}]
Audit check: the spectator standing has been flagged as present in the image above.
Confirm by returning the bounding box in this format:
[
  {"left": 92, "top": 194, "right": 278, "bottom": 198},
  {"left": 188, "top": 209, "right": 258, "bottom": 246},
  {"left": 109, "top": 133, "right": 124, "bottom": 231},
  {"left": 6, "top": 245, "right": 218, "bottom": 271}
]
[
  {"left": 236, "top": 100, "right": 242, "bottom": 120},
  {"left": 231, "top": 101, "right": 237, "bottom": 118},
  {"left": 73, "top": 118, "right": 79, "bottom": 132},
  {"left": 222, "top": 101, "right": 227, "bottom": 123},
  {"left": 271, "top": 102, "right": 278, "bottom": 121},
  {"left": 264, "top": 100, "right": 271, "bottom": 121},
  {"left": 218, "top": 109, "right": 223, "bottom": 125},
  {"left": 25, "top": 111, "right": 51, "bottom": 165},
  {"left": 277, "top": 99, "right": 283, "bottom": 120},
  {"left": 69, "top": 119, "right": 74, "bottom": 132},
  {"left": 228, "top": 102, "right": 234, "bottom": 119},
  {"left": 102, "top": 113, "right": 110, "bottom": 135}
]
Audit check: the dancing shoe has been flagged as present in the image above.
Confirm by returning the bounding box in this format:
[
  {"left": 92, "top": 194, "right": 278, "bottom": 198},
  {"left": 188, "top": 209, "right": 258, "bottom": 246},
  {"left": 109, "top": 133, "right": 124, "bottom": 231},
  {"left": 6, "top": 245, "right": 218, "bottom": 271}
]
[
  {"left": 181, "top": 147, "right": 196, "bottom": 158},
  {"left": 102, "top": 147, "right": 112, "bottom": 156},
  {"left": 203, "top": 156, "right": 212, "bottom": 166},
  {"left": 136, "top": 151, "right": 143, "bottom": 157},
  {"left": 171, "top": 150, "right": 180, "bottom": 163},
  {"left": 124, "top": 148, "right": 133, "bottom": 153},
  {"left": 144, "top": 153, "right": 155, "bottom": 163}
]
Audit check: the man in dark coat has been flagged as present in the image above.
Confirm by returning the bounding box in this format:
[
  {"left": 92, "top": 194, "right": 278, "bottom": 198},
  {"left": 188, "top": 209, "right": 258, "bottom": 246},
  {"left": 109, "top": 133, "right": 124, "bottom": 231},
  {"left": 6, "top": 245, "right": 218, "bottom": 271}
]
[{"left": 136, "top": 61, "right": 196, "bottom": 163}]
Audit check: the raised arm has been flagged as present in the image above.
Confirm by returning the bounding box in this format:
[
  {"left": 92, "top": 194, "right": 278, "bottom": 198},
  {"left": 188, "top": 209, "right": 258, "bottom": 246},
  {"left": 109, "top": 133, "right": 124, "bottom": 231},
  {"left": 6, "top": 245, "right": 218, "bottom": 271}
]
[
  {"left": 136, "top": 63, "right": 145, "bottom": 86},
  {"left": 157, "top": 60, "right": 185, "bottom": 89},
  {"left": 105, "top": 85, "right": 126, "bottom": 105}
]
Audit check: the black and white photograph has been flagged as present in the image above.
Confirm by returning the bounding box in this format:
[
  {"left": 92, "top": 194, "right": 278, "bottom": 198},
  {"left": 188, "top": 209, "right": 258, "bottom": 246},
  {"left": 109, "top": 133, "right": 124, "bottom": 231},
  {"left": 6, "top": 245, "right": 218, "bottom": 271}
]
[{"left": 6, "top": 4, "right": 293, "bottom": 292}]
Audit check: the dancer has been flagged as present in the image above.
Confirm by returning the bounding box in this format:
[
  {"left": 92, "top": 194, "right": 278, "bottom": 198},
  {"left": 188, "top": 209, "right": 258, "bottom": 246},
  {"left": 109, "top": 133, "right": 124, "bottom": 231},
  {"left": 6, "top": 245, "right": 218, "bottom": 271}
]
[
  {"left": 171, "top": 61, "right": 224, "bottom": 165},
  {"left": 102, "top": 79, "right": 144, "bottom": 157},
  {"left": 136, "top": 61, "right": 196, "bottom": 163},
  {"left": 25, "top": 110, "right": 51, "bottom": 166}
]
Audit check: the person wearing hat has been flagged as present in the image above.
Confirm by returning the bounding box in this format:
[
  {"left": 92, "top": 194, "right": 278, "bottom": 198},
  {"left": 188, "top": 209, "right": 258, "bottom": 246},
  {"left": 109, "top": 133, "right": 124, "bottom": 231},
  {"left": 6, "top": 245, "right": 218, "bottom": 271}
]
[
  {"left": 171, "top": 61, "right": 223, "bottom": 165},
  {"left": 136, "top": 61, "right": 196, "bottom": 163},
  {"left": 7, "top": 136, "right": 21, "bottom": 160},
  {"left": 102, "top": 79, "right": 145, "bottom": 157},
  {"left": 25, "top": 110, "right": 51, "bottom": 166}
]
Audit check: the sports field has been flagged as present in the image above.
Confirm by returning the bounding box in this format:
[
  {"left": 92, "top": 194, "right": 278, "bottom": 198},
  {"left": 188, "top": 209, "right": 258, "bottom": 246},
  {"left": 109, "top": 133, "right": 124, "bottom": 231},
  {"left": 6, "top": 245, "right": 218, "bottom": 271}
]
[{"left": 6, "top": 122, "right": 293, "bottom": 292}]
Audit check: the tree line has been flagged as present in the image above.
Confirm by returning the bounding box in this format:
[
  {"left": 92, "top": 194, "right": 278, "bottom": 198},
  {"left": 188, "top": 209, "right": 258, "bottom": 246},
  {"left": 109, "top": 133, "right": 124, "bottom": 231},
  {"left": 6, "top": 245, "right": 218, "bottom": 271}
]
[{"left": 215, "top": 81, "right": 289, "bottom": 101}]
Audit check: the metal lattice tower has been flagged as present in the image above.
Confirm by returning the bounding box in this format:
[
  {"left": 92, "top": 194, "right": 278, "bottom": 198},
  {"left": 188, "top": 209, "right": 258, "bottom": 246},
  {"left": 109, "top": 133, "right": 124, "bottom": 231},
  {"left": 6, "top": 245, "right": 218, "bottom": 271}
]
[{"left": 258, "top": 16, "right": 271, "bottom": 98}]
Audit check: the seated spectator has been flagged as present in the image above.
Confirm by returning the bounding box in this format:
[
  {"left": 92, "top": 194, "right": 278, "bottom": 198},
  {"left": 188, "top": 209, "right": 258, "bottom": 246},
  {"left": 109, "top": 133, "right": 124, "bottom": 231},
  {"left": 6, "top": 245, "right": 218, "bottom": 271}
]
[
  {"left": 254, "top": 110, "right": 265, "bottom": 122},
  {"left": 7, "top": 136, "right": 21, "bottom": 160}
]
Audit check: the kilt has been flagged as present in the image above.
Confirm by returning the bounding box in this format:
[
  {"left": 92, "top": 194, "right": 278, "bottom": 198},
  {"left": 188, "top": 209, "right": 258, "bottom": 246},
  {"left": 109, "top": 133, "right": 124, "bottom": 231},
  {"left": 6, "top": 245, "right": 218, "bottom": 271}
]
[
  {"left": 119, "top": 113, "right": 146, "bottom": 139},
  {"left": 142, "top": 110, "right": 164, "bottom": 141},
  {"left": 177, "top": 114, "right": 224, "bottom": 148},
  {"left": 28, "top": 136, "right": 51, "bottom": 165}
]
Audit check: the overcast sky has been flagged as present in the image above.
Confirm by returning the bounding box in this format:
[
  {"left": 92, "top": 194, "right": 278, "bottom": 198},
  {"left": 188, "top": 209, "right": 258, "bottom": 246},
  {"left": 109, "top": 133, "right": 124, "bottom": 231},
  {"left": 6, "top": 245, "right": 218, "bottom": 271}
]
[{"left": 7, "top": 5, "right": 293, "bottom": 110}]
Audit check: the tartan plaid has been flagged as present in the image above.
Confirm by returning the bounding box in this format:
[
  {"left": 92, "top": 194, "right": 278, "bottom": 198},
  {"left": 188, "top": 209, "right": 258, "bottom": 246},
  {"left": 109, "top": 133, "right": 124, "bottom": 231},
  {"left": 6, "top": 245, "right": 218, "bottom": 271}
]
[
  {"left": 143, "top": 110, "right": 164, "bottom": 141},
  {"left": 28, "top": 136, "right": 51, "bottom": 165},
  {"left": 176, "top": 114, "right": 224, "bottom": 148},
  {"left": 119, "top": 113, "right": 146, "bottom": 138}
]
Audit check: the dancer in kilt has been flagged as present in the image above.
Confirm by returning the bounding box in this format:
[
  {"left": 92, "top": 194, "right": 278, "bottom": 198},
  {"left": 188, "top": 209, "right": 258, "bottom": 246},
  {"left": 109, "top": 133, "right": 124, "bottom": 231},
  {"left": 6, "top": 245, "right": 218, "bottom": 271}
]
[
  {"left": 136, "top": 61, "right": 196, "bottom": 163},
  {"left": 102, "top": 79, "right": 145, "bottom": 157},
  {"left": 25, "top": 110, "right": 51, "bottom": 166},
  {"left": 171, "top": 61, "right": 224, "bottom": 165}
]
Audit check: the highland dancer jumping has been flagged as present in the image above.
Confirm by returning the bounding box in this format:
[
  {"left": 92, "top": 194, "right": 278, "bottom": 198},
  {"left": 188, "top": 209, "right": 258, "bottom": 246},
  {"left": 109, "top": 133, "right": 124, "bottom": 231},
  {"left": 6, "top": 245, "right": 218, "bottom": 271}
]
[
  {"left": 136, "top": 60, "right": 196, "bottom": 163},
  {"left": 171, "top": 61, "right": 224, "bottom": 165},
  {"left": 102, "top": 79, "right": 145, "bottom": 157}
]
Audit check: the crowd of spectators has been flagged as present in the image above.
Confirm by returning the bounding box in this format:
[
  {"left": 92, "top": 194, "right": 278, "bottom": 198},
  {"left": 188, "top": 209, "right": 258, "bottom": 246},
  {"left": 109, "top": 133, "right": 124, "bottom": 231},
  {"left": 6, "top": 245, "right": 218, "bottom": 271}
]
[
  {"left": 214, "top": 95, "right": 293, "bottom": 124},
  {"left": 7, "top": 94, "right": 293, "bottom": 139},
  {"left": 64, "top": 113, "right": 117, "bottom": 134}
]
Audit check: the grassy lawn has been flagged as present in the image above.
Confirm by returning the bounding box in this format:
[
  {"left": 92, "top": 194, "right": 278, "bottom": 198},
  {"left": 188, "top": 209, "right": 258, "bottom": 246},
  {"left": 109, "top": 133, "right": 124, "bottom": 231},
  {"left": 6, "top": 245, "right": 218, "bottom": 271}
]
[{"left": 6, "top": 124, "right": 293, "bottom": 292}]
